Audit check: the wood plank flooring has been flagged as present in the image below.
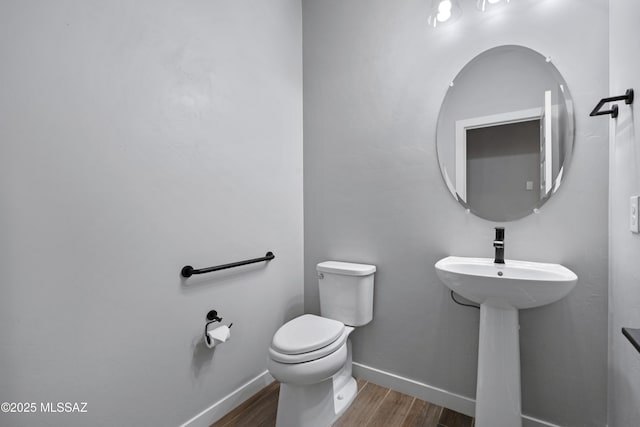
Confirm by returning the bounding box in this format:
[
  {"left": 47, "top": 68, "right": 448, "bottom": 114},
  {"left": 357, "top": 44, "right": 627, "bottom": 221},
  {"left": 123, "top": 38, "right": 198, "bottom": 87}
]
[{"left": 212, "top": 379, "right": 474, "bottom": 427}]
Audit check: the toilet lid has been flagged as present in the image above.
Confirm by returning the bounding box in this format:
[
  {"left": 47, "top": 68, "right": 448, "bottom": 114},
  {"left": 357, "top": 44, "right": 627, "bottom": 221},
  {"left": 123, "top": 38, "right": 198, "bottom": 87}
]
[{"left": 271, "top": 314, "right": 345, "bottom": 355}]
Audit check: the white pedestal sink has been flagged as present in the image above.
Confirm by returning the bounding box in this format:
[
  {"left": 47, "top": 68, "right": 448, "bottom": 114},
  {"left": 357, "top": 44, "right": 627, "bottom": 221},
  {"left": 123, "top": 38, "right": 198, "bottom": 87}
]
[{"left": 435, "top": 256, "right": 577, "bottom": 427}]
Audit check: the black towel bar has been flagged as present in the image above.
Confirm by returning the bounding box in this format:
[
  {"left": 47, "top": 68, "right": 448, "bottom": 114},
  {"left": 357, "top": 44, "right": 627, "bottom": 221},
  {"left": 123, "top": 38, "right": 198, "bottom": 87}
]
[
  {"left": 590, "top": 88, "right": 634, "bottom": 118},
  {"left": 181, "top": 252, "right": 275, "bottom": 278},
  {"left": 622, "top": 327, "right": 640, "bottom": 354}
]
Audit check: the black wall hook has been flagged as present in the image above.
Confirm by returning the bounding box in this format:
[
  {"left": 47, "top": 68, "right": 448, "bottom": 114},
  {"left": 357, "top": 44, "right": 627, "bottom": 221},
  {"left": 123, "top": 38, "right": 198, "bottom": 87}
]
[{"left": 590, "top": 88, "right": 634, "bottom": 118}]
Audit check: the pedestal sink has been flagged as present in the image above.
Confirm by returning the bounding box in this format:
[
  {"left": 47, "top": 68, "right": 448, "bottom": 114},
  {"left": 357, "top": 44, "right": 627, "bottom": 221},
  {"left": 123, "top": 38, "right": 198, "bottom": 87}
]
[{"left": 435, "top": 256, "right": 578, "bottom": 427}]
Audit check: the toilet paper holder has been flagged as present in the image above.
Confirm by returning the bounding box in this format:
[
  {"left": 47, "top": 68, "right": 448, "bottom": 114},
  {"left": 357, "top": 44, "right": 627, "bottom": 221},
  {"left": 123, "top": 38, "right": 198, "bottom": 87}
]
[{"left": 204, "top": 310, "right": 233, "bottom": 346}]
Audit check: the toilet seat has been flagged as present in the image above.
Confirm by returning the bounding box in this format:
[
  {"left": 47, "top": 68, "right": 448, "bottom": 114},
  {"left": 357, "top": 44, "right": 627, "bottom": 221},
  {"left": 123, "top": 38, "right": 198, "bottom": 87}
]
[
  {"left": 269, "top": 328, "right": 350, "bottom": 364},
  {"left": 269, "top": 314, "right": 348, "bottom": 364}
]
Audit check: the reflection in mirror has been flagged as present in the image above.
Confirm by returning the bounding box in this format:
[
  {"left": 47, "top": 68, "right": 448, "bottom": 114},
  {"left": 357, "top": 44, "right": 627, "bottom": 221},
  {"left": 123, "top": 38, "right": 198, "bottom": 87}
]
[{"left": 436, "top": 45, "right": 574, "bottom": 222}]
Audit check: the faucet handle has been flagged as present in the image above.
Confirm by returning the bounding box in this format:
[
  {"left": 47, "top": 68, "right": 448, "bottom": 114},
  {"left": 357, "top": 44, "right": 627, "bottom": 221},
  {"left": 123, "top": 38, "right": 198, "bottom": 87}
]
[{"left": 495, "top": 227, "right": 505, "bottom": 240}]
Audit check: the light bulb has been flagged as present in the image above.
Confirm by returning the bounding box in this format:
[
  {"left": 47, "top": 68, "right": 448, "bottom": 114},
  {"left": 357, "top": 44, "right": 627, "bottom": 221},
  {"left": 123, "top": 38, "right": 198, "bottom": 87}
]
[
  {"left": 429, "top": 0, "right": 460, "bottom": 28},
  {"left": 439, "top": 0, "right": 452, "bottom": 12},
  {"left": 437, "top": 9, "right": 452, "bottom": 22}
]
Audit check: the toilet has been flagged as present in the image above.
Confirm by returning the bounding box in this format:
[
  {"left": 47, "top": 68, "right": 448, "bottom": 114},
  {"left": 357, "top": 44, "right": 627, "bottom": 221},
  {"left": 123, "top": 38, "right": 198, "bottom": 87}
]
[{"left": 267, "top": 261, "right": 376, "bottom": 427}]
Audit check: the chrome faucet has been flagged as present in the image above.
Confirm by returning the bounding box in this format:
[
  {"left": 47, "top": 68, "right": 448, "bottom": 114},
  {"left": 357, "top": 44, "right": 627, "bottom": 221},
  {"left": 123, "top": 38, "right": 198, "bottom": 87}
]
[{"left": 494, "top": 227, "right": 505, "bottom": 264}]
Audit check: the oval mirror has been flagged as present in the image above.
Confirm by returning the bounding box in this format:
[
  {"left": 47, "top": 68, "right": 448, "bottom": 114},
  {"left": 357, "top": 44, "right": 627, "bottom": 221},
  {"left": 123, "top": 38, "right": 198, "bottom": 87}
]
[{"left": 436, "top": 45, "right": 574, "bottom": 222}]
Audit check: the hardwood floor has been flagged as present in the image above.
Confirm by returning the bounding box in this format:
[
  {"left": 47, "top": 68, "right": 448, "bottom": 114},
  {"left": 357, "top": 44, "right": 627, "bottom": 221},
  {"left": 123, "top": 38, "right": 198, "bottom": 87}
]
[{"left": 212, "top": 379, "right": 474, "bottom": 427}]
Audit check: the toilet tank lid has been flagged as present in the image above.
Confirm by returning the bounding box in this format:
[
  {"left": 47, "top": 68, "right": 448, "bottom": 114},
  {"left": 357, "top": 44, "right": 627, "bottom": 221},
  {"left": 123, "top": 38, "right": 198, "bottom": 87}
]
[{"left": 317, "top": 261, "right": 376, "bottom": 276}]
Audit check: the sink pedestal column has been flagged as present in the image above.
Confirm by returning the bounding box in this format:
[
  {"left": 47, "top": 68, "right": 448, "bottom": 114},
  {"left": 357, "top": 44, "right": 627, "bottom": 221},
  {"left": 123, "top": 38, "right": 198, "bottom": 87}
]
[{"left": 475, "top": 300, "right": 521, "bottom": 427}]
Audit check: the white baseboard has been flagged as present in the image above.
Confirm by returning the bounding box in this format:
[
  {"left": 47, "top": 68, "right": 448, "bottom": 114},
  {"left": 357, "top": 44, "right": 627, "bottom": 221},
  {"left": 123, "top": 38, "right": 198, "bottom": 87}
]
[
  {"left": 179, "top": 370, "right": 275, "bottom": 427},
  {"left": 352, "top": 362, "right": 476, "bottom": 417},
  {"left": 180, "top": 363, "right": 563, "bottom": 427},
  {"left": 352, "top": 362, "right": 563, "bottom": 427}
]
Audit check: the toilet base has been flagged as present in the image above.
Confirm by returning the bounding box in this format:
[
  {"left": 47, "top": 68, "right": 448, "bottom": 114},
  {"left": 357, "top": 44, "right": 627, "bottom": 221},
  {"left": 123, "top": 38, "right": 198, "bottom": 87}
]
[
  {"left": 275, "top": 341, "right": 357, "bottom": 427},
  {"left": 333, "top": 376, "right": 357, "bottom": 418}
]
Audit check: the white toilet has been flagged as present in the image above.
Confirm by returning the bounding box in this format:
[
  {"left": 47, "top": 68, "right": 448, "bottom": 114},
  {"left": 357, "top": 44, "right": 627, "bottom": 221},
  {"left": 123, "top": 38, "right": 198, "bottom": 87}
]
[{"left": 267, "top": 261, "right": 376, "bottom": 427}]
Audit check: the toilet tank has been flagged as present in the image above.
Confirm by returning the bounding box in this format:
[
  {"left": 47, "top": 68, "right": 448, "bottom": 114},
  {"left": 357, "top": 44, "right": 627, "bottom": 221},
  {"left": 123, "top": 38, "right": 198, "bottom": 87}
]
[{"left": 317, "top": 261, "right": 376, "bottom": 327}]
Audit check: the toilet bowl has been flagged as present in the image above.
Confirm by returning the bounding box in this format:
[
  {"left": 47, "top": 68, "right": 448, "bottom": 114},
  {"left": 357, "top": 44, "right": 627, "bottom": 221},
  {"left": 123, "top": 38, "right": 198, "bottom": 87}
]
[
  {"left": 268, "top": 315, "right": 357, "bottom": 427},
  {"left": 267, "top": 261, "right": 376, "bottom": 427}
]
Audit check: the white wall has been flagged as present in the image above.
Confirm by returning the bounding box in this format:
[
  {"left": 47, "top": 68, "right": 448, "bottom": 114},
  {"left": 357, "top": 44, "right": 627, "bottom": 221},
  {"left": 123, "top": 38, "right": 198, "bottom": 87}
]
[
  {"left": 303, "top": 0, "right": 608, "bottom": 425},
  {"left": 0, "top": 1, "right": 303, "bottom": 426},
  {"left": 608, "top": 1, "right": 640, "bottom": 426}
]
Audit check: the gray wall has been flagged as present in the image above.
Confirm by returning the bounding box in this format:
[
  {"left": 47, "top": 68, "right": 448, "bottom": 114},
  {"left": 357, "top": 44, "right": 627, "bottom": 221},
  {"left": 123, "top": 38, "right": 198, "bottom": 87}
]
[
  {"left": 0, "top": 1, "right": 303, "bottom": 426},
  {"left": 608, "top": 1, "right": 640, "bottom": 425},
  {"left": 303, "top": 0, "right": 608, "bottom": 426}
]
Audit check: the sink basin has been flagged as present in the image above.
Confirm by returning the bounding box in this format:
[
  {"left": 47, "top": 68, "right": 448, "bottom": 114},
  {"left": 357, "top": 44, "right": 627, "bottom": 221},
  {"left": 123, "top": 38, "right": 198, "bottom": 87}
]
[
  {"left": 435, "top": 256, "right": 577, "bottom": 309},
  {"left": 435, "top": 255, "right": 578, "bottom": 427}
]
